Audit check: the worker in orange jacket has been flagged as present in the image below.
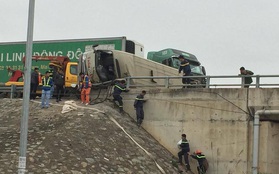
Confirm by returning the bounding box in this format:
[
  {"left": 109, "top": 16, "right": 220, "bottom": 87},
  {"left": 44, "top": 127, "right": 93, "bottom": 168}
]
[{"left": 79, "top": 72, "right": 91, "bottom": 105}]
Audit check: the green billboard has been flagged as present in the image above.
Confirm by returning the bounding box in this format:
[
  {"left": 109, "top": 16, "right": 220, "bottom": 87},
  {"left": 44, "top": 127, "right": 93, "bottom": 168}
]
[{"left": 0, "top": 38, "right": 125, "bottom": 83}]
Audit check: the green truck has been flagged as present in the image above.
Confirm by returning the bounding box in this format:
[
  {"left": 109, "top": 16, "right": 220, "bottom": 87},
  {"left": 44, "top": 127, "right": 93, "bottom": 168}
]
[
  {"left": 147, "top": 48, "right": 206, "bottom": 85},
  {"left": 0, "top": 36, "right": 144, "bottom": 84}
]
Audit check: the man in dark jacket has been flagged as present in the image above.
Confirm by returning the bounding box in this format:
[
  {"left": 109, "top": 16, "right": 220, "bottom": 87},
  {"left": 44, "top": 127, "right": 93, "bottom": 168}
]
[
  {"left": 134, "top": 90, "right": 147, "bottom": 127},
  {"left": 112, "top": 80, "right": 129, "bottom": 113},
  {"left": 178, "top": 55, "right": 191, "bottom": 88},
  {"left": 190, "top": 150, "right": 208, "bottom": 174},
  {"left": 54, "top": 68, "right": 65, "bottom": 103},
  {"left": 48, "top": 66, "right": 55, "bottom": 98},
  {"left": 240, "top": 67, "right": 254, "bottom": 88},
  {"left": 30, "top": 67, "right": 39, "bottom": 100},
  {"left": 177, "top": 134, "right": 191, "bottom": 171}
]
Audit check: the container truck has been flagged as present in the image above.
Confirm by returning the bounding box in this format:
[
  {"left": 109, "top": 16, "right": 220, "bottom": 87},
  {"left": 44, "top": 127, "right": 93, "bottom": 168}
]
[
  {"left": 0, "top": 37, "right": 144, "bottom": 84},
  {"left": 78, "top": 49, "right": 182, "bottom": 87}
]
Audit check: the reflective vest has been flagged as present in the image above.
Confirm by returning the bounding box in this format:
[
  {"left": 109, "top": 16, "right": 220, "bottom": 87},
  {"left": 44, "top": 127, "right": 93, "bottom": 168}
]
[
  {"left": 83, "top": 75, "right": 92, "bottom": 88},
  {"left": 135, "top": 96, "right": 144, "bottom": 101},
  {"left": 114, "top": 84, "right": 125, "bottom": 91},
  {"left": 43, "top": 77, "right": 52, "bottom": 87},
  {"left": 180, "top": 140, "right": 190, "bottom": 152},
  {"left": 134, "top": 94, "right": 145, "bottom": 108},
  {"left": 113, "top": 83, "right": 126, "bottom": 96},
  {"left": 196, "top": 154, "right": 206, "bottom": 159}
]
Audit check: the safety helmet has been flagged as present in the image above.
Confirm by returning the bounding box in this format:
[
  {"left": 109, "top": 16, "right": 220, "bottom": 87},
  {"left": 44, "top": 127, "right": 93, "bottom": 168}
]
[{"left": 195, "top": 150, "right": 202, "bottom": 154}]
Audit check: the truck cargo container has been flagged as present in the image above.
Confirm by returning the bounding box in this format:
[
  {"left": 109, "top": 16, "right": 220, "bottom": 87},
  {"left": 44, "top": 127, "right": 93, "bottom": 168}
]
[
  {"left": 79, "top": 49, "right": 182, "bottom": 88},
  {"left": 0, "top": 37, "right": 144, "bottom": 83}
]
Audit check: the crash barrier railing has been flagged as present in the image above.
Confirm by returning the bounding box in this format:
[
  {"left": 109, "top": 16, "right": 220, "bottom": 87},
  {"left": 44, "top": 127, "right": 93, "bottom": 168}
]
[
  {"left": 0, "top": 80, "right": 114, "bottom": 99},
  {"left": 0, "top": 82, "right": 114, "bottom": 99},
  {"left": 125, "top": 75, "right": 279, "bottom": 88},
  {"left": 0, "top": 85, "right": 83, "bottom": 99},
  {"left": 0, "top": 85, "right": 23, "bottom": 99},
  {"left": 1, "top": 74, "right": 279, "bottom": 99}
]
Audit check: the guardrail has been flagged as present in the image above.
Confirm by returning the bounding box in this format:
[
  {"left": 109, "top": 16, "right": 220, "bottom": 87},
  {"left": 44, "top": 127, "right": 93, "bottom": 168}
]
[
  {"left": 1, "top": 75, "right": 279, "bottom": 99},
  {"left": 125, "top": 75, "right": 279, "bottom": 88},
  {"left": 0, "top": 85, "right": 79, "bottom": 99},
  {"left": 0, "top": 85, "right": 23, "bottom": 99}
]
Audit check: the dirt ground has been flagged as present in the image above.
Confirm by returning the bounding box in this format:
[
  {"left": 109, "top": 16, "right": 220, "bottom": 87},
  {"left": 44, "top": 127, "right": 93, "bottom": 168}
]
[{"left": 0, "top": 98, "right": 185, "bottom": 174}]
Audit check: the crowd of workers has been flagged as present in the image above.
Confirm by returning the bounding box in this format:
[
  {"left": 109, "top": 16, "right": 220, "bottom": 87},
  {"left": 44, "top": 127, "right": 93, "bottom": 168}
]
[
  {"left": 29, "top": 65, "right": 147, "bottom": 128},
  {"left": 28, "top": 54, "right": 255, "bottom": 173},
  {"left": 29, "top": 54, "right": 254, "bottom": 107},
  {"left": 30, "top": 65, "right": 66, "bottom": 108},
  {"left": 110, "top": 77, "right": 208, "bottom": 173}
]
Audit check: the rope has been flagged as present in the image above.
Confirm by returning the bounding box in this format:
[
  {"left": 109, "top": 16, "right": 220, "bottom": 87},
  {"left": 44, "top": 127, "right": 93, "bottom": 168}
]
[{"left": 107, "top": 114, "right": 166, "bottom": 174}]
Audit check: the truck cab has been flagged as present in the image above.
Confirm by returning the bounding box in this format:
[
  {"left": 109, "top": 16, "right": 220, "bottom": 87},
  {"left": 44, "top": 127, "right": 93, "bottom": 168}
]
[
  {"left": 64, "top": 62, "right": 78, "bottom": 88},
  {"left": 79, "top": 50, "right": 117, "bottom": 84},
  {"left": 147, "top": 48, "right": 206, "bottom": 85},
  {"left": 3, "top": 56, "right": 78, "bottom": 97}
]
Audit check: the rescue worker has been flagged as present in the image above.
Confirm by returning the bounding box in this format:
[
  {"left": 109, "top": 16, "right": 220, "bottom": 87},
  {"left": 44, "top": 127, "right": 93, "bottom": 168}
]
[
  {"left": 239, "top": 67, "right": 254, "bottom": 88},
  {"left": 178, "top": 55, "right": 191, "bottom": 88},
  {"left": 30, "top": 67, "right": 39, "bottom": 100},
  {"left": 48, "top": 65, "right": 55, "bottom": 98},
  {"left": 54, "top": 68, "right": 65, "bottom": 103},
  {"left": 177, "top": 133, "right": 191, "bottom": 171},
  {"left": 190, "top": 150, "right": 208, "bottom": 174},
  {"left": 41, "top": 71, "right": 53, "bottom": 109},
  {"left": 80, "top": 72, "right": 91, "bottom": 105},
  {"left": 112, "top": 80, "right": 129, "bottom": 113},
  {"left": 134, "top": 90, "right": 147, "bottom": 127}
]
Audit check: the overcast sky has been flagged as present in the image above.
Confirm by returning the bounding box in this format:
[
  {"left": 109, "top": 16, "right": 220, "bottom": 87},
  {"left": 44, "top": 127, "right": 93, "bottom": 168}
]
[{"left": 1, "top": 0, "right": 279, "bottom": 81}]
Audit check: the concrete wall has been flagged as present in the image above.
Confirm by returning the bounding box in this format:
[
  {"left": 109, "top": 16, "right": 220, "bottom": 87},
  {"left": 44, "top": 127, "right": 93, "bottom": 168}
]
[
  {"left": 122, "top": 88, "right": 279, "bottom": 174},
  {"left": 257, "top": 122, "right": 279, "bottom": 174}
]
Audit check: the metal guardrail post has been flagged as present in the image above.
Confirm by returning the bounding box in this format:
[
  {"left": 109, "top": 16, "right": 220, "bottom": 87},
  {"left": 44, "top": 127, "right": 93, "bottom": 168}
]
[
  {"left": 241, "top": 76, "right": 245, "bottom": 88},
  {"left": 10, "top": 85, "right": 16, "bottom": 99},
  {"left": 206, "top": 76, "right": 210, "bottom": 88},
  {"left": 256, "top": 75, "right": 260, "bottom": 88},
  {"left": 165, "top": 77, "right": 169, "bottom": 88},
  {"left": 126, "top": 77, "right": 130, "bottom": 88}
]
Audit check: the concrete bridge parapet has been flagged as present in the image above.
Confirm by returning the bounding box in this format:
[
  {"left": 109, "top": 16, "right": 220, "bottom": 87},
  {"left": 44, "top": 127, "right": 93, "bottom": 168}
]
[{"left": 123, "top": 88, "right": 279, "bottom": 174}]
